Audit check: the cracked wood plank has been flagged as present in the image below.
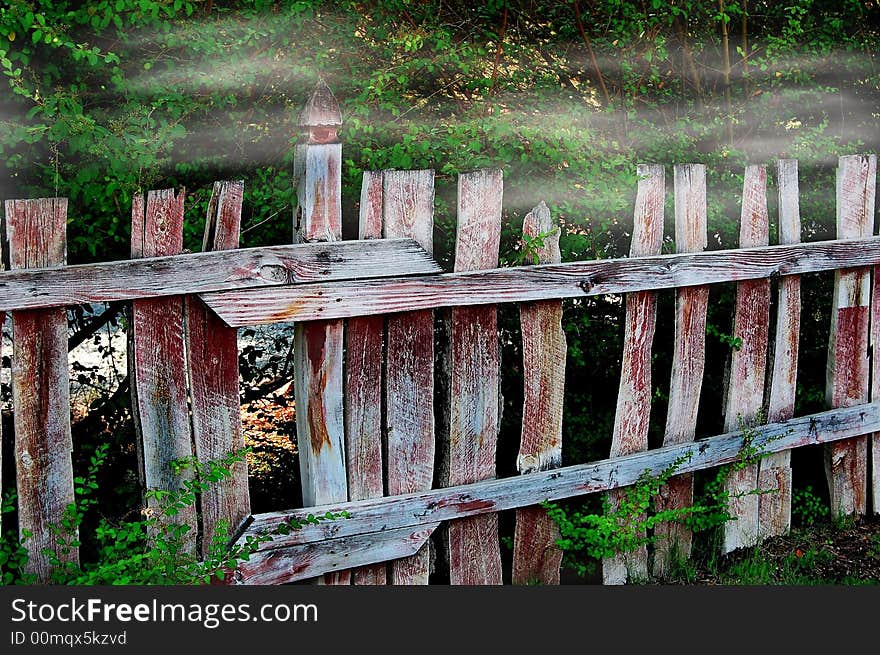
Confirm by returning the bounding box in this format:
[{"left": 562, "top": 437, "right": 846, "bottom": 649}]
[
  {"left": 653, "top": 164, "right": 708, "bottom": 577},
  {"left": 230, "top": 524, "right": 439, "bottom": 585},
  {"left": 129, "top": 189, "right": 197, "bottom": 554},
  {"left": 722, "top": 165, "right": 772, "bottom": 554},
  {"left": 512, "top": 200, "right": 566, "bottom": 586},
  {"left": 603, "top": 164, "right": 664, "bottom": 584},
  {"left": 345, "top": 171, "right": 386, "bottom": 585},
  {"left": 384, "top": 169, "right": 436, "bottom": 585},
  {"left": 760, "top": 159, "right": 801, "bottom": 539},
  {"left": 201, "top": 237, "right": 880, "bottom": 326},
  {"left": 185, "top": 181, "right": 250, "bottom": 556},
  {"left": 0, "top": 238, "right": 438, "bottom": 313},
  {"left": 444, "top": 169, "right": 503, "bottom": 586},
  {"left": 826, "top": 154, "right": 875, "bottom": 516},
  {"left": 6, "top": 198, "right": 75, "bottom": 581}
]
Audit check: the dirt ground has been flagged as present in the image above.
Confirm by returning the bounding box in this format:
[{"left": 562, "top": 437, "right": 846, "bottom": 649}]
[{"left": 686, "top": 515, "right": 880, "bottom": 585}]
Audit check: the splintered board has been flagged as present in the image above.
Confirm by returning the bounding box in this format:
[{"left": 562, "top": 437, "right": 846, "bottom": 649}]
[
  {"left": 185, "top": 181, "right": 251, "bottom": 555},
  {"left": 129, "top": 189, "right": 197, "bottom": 554},
  {"left": 722, "top": 165, "right": 771, "bottom": 554},
  {"left": 760, "top": 160, "right": 801, "bottom": 539},
  {"left": 512, "top": 201, "right": 565, "bottom": 586},
  {"left": 383, "top": 169, "right": 437, "bottom": 585},
  {"left": 444, "top": 170, "right": 504, "bottom": 586},
  {"left": 826, "top": 155, "right": 875, "bottom": 517},
  {"left": 6, "top": 198, "right": 76, "bottom": 580},
  {"left": 653, "top": 164, "right": 708, "bottom": 577},
  {"left": 603, "top": 164, "right": 664, "bottom": 584}
]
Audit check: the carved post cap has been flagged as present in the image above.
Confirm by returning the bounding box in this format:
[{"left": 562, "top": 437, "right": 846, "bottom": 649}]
[{"left": 298, "top": 78, "right": 342, "bottom": 144}]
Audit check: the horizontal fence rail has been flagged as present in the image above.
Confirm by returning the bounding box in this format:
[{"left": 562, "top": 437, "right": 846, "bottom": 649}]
[
  {"left": 228, "top": 403, "right": 880, "bottom": 583},
  {"left": 0, "top": 238, "right": 438, "bottom": 312},
  {"left": 201, "top": 235, "right": 880, "bottom": 325}
]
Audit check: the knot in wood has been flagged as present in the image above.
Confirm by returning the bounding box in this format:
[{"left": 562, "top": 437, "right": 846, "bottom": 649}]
[
  {"left": 257, "top": 261, "right": 293, "bottom": 284},
  {"left": 579, "top": 277, "right": 594, "bottom": 293}
]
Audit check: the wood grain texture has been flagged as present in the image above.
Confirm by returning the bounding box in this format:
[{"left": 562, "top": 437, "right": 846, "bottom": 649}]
[
  {"left": 185, "top": 181, "right": 250, "bottom": 556},
  {"left": 445, "top": 169, "right": 503, "bottom": 586},
  {"left": 346, "top": 171, "right": 386, "bottom": 585},
  {"left": 653, "top": 164, "right": 708, "bottom": 577},
  {"left": 231, "top": 524, "right": 439, "bottom": 586},
  {"left": 604, "top": 164, "right": 664, "bottom": 584},
  {"left": 874, "top": 280, "right": 880, "bottom": 513},
  {"left": 236, "top": 405, "right": 880, "bottom": 556},
  {"left": 292, "top": 110, "right": 349, "bottom": 584},
  {"left": 512, "top": 201, "right": 565, "bottom": 586},
  {"left": 0, "top": 237, "right": 439, "bottom": 313},
  {"left": 826, "top": 154, "right": 876, "bottom": 516},
  {"left": 6, "top": 198, "right": 75, "bottom": 580},
  {"left": 294, "top": 143, "right": 342, "bottom": 243},
  {"left": 129, "top": 189, "right": 197, "bottom": 553},
  {"left": 201, "top": 236, "right": 880, "bottom": 326},
  {"left": 722, "top": 165, "right": 772, "bottom": 554},
  {"left": 383, "top": 169, "right": 436, "bottom": 585},
  {"left": 760, "top": 159, "right": 801, "bottom": 539}
]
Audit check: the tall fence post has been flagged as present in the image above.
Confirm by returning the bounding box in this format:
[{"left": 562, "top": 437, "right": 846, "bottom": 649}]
[
  {"left": 603, "top": 164, "right": 664, "bottom": 584},
  {"left": 721, "top": 164, "right": 771, "bottom": 554},
  {"left": 6, "top": 198, "right": 75, "bottom": 580},
  {"left": 826, "top": 154, "right": 875, "bottom": 517},
  {"left": 653, "top": 163, "right": 708, "bottom": 577},
  {"left": 443, "top": 169, "right": 503, "bottom": 585},
  {"left": 129, "top": 189, "right": 197, "bottom": 553},
  {"left": 382, "top": 169, "right": 437, "bottom": 585},
  {"left": 186, "top": 181, "right": 250, "bottom": 555},
  {"left": 760, "top": 159, "right": 801, "bottom": 538},
  {"left": 292, "top": 80, "right": 349, "bottom": 584},
  {"left": 512, "top": 201, "right": 566, "bottom": 586}
]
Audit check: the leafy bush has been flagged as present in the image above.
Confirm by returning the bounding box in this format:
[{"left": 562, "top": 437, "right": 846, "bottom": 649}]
[{"left": 0, "top": 445, "right": 347, "bottom": 585}]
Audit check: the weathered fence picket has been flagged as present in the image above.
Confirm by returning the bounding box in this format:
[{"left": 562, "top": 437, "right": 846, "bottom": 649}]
[
  {"left": 443, "top": 169, "right": 504, "bottom": 585},
  {"left": 129, "top": 189, "right": 197, "bottom": 553},
  {"left": 344, "top": 171, "right": 387, "bottom": 585},
  {"left": 7, "top": 198, "right": 75, "bottom": 581},
  {"left": 382, "top": 169, "right": 437, "bottom": 585},
  {"left": 186, "top": 181, "right": 250, "bottom": 555},
  {"left": 653, "top": 164, "right": 708, "bottom": 577},
  {"left": 825, "top": 154, "right": 875, "bottom": 517},
  {"left": 603, "top": 164, "right": 664, "bottom": 584},
  {"left": 760, "top": 159, "right": 800, "bottom": 539},
  {"left": 721, "top": 165, "right": 772, "bottom": 553},
  {"left": 512, "top": 201, "right": 565, "bottom": 586},
  {"left": 292, "top": 81, "right": 349, "bottom": 585}
]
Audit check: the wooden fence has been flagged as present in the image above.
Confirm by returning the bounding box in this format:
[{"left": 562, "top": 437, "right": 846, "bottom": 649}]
[{"left": 2, "top": 81, "right": 879, "bottom": 585}]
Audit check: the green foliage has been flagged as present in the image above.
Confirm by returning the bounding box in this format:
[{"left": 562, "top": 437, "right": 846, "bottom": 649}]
[
  {"left": 706, "top": 322, "right": 743, "bottom": 351},
  {"left": 545, "top": 415, "right": 779, "bottom": 579},
  {"left": 719, "top": 544, "right": 836, "bottom": 585},
  {"left": 0, "top": 445, "right": 348, "bottom": 585},
  {"left": 792, "top": 485, "right": 830, "bottom": 528}
]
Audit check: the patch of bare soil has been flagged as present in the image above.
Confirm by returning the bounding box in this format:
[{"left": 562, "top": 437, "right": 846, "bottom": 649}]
[{"left": 694, "top": 515, "right": 880, "bottom": 584}]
